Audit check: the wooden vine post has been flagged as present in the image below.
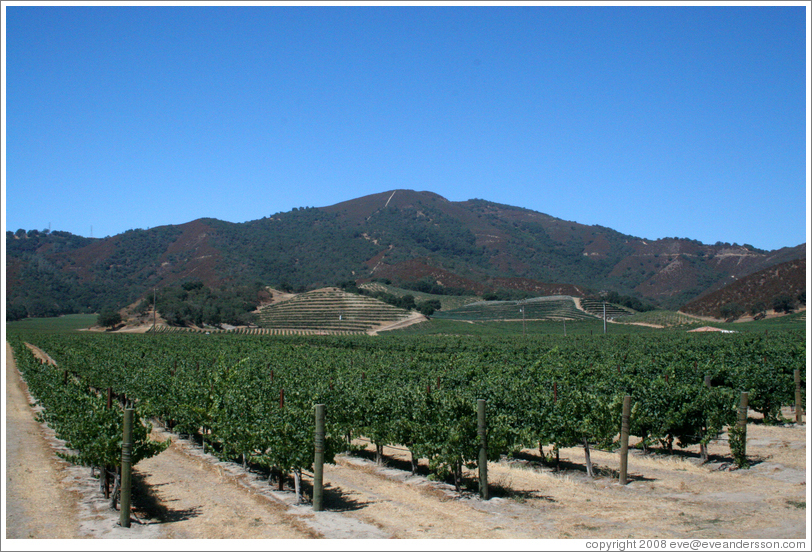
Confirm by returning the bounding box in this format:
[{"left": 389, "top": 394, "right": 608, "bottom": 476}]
[
  {"left": 553, "top": 382, "right": 560, "bottom": 470},
  {"left": 477, "top": 399, "right": 489, "bottom": 500},
  {"left": 583, "top": 437, "right": 594, "bottom": 478},
  {"left": 277, "top": 388, "right": 285, "bottom": 491},
  {"left": 737, "top": 392, "right": 748, "bottom": 434},
  {"left": 700, "top": 376, "right": 712, "bottom": 462},
  {"left": 619, "top": 395, "right": 631, "bottom": 485},
  {"left": 313, "top": 404, "right": 325, "bottom": 512},
  {"left": 732, "top": 391, "right": 749, "bottom": 467},
  {"left": 104, "top": 387, "right": 113, "bottom": 499},
  {"left": 119, "top": 408, "right": 134, "bottom": 528},
  {"left": 795, "top": 370, "right": 804, "bottom": 424}
]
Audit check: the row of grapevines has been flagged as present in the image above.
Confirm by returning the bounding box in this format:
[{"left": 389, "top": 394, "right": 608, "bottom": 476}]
[
  {"left": 8, "top": 336, "right": 168, "bottom": 488},
  {"left": 11, "top": 328, "right": 804, "bottom": 491}
]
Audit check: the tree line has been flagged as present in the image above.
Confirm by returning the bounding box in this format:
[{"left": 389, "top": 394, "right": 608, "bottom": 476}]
[{"left": 337, "top": 280, "right": 442, "bottom": 316}]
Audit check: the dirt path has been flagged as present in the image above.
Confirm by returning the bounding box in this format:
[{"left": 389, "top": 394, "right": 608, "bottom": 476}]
[
  {"left": 324, "top": 428, "right": 806, "bottom": 539},
  {"left": 368, "top": 312, "right": 428, "bottom": 335},
  {"left": 6, "top": 342, "right": 166, "bottom": 539},
  {"left": 321, "top": 455, "right": 529, "bottom": 538},
  {"left": 131, "top": 433, "right": 315, "bottom": 539},
  {"left": 23, "top": 342, "right": 57, "bottom": 365},
  {"left": 481, "top": 428, "right": 807, "bottom": 539},
  {"left": 5, "top": 343, "right": 81, "bottom": 539}
]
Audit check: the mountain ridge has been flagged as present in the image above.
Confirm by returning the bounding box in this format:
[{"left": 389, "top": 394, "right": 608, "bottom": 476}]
[{"left": 6, "top": 189, "right": 805, "bottom": 319}]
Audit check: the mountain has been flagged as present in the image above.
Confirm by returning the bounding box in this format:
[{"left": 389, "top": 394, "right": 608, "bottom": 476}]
[
  {"left": 681, "top": 258, "right": 806, "bottom": 318},
  {"left": 5, "top": 189, "right": 805, "bottom": 319}
]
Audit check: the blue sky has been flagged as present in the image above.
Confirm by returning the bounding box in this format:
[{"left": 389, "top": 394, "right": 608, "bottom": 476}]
[{"left": 3, "top": 2, "right": 809, "bottom": 251}]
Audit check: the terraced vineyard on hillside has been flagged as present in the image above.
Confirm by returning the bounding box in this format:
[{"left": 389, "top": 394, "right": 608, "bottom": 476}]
[
  {"left": 432, "top": 295, "right": 598, "bottom": 321},
  {"left": 148, "top": 326, "right": 361, "bottom": 336},
  {"left": 614, "top": 310, "right": 704, "bottom": 328},
  {"left": 257, "top": 288, "right": 414, "bottom": 333},
  {"left": 578, "top": 298, "right": 637, "bottom": 319}
]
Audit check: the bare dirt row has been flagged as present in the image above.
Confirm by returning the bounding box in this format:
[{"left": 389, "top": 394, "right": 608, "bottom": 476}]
[{"left": 5, "top": 341, "right": 807, "bottom": 541}]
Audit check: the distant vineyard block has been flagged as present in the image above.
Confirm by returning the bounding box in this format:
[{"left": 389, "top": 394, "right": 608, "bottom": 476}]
[
  {"left": 257, "top": 288, "right": 413, "bottom": 333},
  {"left": 432, "top": 295, "right": 599, "bottom": 321},
  {"left": 578, "top": 299, "right": 637, "bottom": 319}
]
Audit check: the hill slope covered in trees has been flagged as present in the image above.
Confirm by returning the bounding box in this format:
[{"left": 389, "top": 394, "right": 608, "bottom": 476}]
[{"left": 6, "top": 190, "right": 805, "bottom": 320}]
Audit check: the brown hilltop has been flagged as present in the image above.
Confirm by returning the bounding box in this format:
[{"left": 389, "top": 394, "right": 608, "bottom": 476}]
[
  {"left": 681, "top": 257, "right": 806, "bottom": 318},
  {"left": 154, "top": 219, "right": 225, "bottom": 287}
]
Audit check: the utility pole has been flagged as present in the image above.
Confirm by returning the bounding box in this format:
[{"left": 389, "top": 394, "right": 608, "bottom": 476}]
[
  {"left": 153, "top": 287, "right": 156, "bottom": 330},
  {"left": 603, "top": 301, "right": 607, "bottom": 335},
  {"left": 520, "top": 303, "right": 526, "bottom": 337}
]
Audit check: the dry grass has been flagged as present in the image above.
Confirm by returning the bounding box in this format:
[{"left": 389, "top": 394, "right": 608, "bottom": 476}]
[{"left": 342, "top": 420, "right": 806, "bottom": 539}]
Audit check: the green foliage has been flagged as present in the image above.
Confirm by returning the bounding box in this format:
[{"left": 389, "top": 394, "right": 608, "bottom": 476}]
[
  {"left": 416, "top": 299, "right": 442, "bottom": 316},
  {"left": 434, "top": 296, "right": 595, "bottom": 322},
  {"left": 726, "top": 354, "right": 799, "bottom": 424},
  {"left": 336, "top": 280, "right": 360, "bottom": 294},
  {"left": 586, "top": 291, "right": 656, "bottom": 312},
  {"left": 750, "top": 301, "right": 767, "bottom": 316},
  {"left": 156, "top": 281, "right": 264, "bottom": 327},
  {"left": 772, "top": 294, "right": 796, "bottom": 314},
  {"left": 6, "top": 303, "right": 28, "bottom": 321},
  {"left": 340, "top": 280, "right": 434, "bottom": 313},
  {"left": 720, "top": 302, "right": 745, "bottom": 320},
  {"left": 482, "top": 288, "right": 537, "bottom": 301},
  {"left": 399, "top": 278, "right": 475, "bottom": 297},
  {"left": 6, "top": 226, "right": 183, "bottom": 315},
  {"left": 5, "top": 314, "right": 98, "bottom": 332},
  {"left": 9, "top": 338, "right": 168, "bottom": 470},
  {"left": 97, "top": 309, "right": 122, "bottom": 328},
  {"left": 204, "top": 211, "right": 379, "bottom": 290},
  {"left": 181, "top": 280, "right": 205, "bottom": 292},
  {"left": 728, "top": 425, "right": 748, "bottom": 468},
  {"left": 7, "top": 326, "right": 802, "bottom": 487}
]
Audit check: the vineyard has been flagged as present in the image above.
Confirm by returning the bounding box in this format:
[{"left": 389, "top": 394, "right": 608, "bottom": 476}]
[
  {"left": 257, "top": 288, "right": 414, "bottom": 333},
  {"left": 432, "top": 295, "right": 596, "bottom": 322},
  {"left": 614, "top": 310, "right": 705, "bottom": 328},
  {"left": 7, "top": 327, "right": 805, "bottom": 512},
  {"left": 147, "top": 326, "right": 362, "bottom": 336},
  {"left": 578, "top": 298, "right": 637, "bottom": 320}
]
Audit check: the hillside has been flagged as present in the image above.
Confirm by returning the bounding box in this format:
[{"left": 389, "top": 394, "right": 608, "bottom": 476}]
[
  {"left": 431, "top": 296, "right": 597, "bottom": 322},
  {"left": 257, "top": 288, "right": 417, "bottom": 334},
  {"left": 681, "top": 258, "right": 807, "bottom": 319},
  {"left": 6, "top": 190, "right": 806, "bottom": 319}
]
